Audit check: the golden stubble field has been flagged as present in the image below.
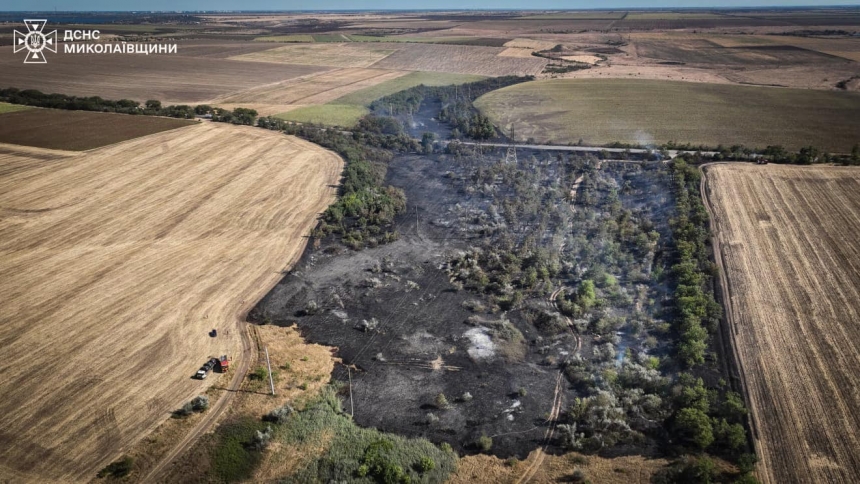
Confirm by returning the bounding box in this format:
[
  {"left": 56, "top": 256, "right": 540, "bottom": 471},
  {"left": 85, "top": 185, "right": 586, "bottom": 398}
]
[
  {"left": 0, "top": 122, "right": 343, "bottom": 483},
  {"left": 703, "top": 163, "right": 860, "bottom": 484}
]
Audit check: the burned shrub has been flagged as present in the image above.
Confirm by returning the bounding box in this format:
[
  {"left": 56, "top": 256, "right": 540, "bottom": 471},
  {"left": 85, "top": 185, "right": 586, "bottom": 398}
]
[
  {"left": 191, "top": 395, "right": 210, "bottom": 412},
  {"left": 264, "top": 404, "right": 294, "bottom": 424},
  {"left": 249, "top": 425, "right": 274, "bottom": 451}
]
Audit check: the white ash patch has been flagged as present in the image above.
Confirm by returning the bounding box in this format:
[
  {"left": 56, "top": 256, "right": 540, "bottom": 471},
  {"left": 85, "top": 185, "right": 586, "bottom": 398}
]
[{"left": 464, "top": 327, "right": 495, "bottom": 360}]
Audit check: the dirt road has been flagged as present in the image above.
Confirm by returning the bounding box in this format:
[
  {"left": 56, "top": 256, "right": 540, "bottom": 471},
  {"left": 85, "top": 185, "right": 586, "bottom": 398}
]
[{"left": 0, "top": 123, "right": 343, "bottom": 482}]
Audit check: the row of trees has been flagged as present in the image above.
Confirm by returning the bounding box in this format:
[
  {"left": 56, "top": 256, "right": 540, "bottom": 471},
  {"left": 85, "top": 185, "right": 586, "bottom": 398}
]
[
  {"left": 0, "top": 88, "right": 262, "bottom": 126},
  {"left": 669, "top": 158, "right": 721, "bottom": 367},
  {"left": 258, "top": 118, "right": 410, "bottom": 250}
]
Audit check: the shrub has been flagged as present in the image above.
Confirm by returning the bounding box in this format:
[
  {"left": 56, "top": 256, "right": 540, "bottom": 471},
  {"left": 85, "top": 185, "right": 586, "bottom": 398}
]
[
  {"left": 417, "top": 456, "right": 435, "bottom": 473},
  {"left": 249, "top": 367, "right": 268, "bottom": 381},
  {"left": 173, "top": 402, "right": 194, "bottom": 418},
  {"left": 97, "top": 456, "right": 133, "bottom": 479},
  {"left": 435, "top": 393, "right": 449, "bottom": 409},
  {"left": 477, "top": 435, "right": 493, "bottom": 452},
  {"left": 264, "top": 404, "right": 294, "bottom": 424},
  {"left": 461, "top": 392, "right": 473, "bottom": 402},
  {"left": 250, "top": 425, "right": 274, "bottom": 451},
  {"left": 191, "top": 395, "right": 209, "bottom": 412}
]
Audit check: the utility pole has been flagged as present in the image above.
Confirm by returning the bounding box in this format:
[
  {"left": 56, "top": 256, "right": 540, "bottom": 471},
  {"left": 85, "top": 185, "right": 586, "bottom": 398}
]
[
  {"left": 265, "top": 346, "right": 275, "bottom": 396},
  {"left": 505, "top": 125, "right": 518, "bottom": 165},
  {"left": 347, "top": 364, "right": 354, "bottom": 417}
]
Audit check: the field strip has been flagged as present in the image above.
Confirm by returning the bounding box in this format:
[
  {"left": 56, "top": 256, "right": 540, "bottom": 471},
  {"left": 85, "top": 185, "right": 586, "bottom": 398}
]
[
  {"left": 0, "top": 122, "right": 343, "bottom": 482},
  {"left": 702, "top": 163, "right": 860, "bottom": 484},
  {"left": 213, "top": 67, "right": 408, "bottom": 107}
]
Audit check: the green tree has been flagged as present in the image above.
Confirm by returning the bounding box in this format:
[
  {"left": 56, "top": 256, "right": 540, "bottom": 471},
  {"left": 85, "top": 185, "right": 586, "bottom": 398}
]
[
  {"left": 577, "top": 279, "right": 596, "bottom": 310},
  {"left": 145, "top": 99, "right": 162, "bottom": 110},
  {"left": 713, "top": 418, "right": 746, "bottom": 453},
  {"left": 674, "top": 408, "right": 714, "bottom": 449},
  {"left": 421, "top": 132, "right": 436, "bottom": 154}
]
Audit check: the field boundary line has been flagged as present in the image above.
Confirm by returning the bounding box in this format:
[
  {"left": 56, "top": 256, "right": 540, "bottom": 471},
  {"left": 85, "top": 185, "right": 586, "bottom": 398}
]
[{"left": 699, "top": 162, "right": 766, "bottom": 483}]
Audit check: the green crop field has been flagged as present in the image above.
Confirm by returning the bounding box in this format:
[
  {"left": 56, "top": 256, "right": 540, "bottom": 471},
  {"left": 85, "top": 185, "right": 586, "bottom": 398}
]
[
  {"left": 475, "top": 79, "right": 860, "bottom": 152},
  {"left": 0, "top": 102, "right": 32, "bottom": 115},
  {"left": 332, "top": 71, "right": 486, "bottom": 107},
  {"left": 275, "top": 104, "right": 370, "bottom": 127},
  {"left": 274, "top": 72, "right": 486, "bottom": 127},
  {"left": 254, "top": 34, "right": 314, "bottom": 43}
]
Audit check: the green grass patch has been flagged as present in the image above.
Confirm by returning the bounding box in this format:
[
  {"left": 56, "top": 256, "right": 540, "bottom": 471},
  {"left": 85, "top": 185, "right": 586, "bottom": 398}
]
[
  {"left": 209, "top": 417, "right": 270, "bottom": 483},
  {"left": 332, "top": 72, "right": 487, "bottom": 107},
  {"left": 475, "top": 78, "right": 860, "bottom": 152},
  {"left": 254, "top": 34, "right": 314, "bottom": 43},
  {"left": 279, "top": 386, "right": 456, "bottom": 483},
  {"left": 0, "top": 102, "right": 32, "bottom": 115},
  {"left": 275, "top": 104, "right": 369, "bottom": 127},
  {"left": 313, "top": 34, "right": 351, "bottom": 42}
]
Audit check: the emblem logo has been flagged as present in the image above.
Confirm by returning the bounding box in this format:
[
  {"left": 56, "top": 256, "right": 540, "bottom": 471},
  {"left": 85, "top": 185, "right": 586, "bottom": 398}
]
[{"left": 13, "top": 20, "right": 57, "bottom": 64}]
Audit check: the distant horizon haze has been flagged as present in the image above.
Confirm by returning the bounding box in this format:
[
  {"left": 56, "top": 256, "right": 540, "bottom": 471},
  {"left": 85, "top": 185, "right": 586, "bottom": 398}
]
[{"left": 1, "top": 1, "right": 859, "bottom": 13}]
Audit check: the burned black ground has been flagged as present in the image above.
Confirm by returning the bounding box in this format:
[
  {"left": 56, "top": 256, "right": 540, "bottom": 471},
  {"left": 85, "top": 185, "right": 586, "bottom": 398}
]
[{"left": 253, "top": 149, "right": 681, "bottom": 459}]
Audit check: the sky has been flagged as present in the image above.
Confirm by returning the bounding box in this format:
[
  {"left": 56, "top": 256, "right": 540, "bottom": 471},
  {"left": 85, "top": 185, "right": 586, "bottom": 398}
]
[{"left": 1, "top": 0, "right": 858, "bottom": 12}]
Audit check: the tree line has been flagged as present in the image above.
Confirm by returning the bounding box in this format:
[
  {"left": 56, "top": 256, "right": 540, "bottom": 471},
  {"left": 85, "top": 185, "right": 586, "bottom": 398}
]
[{"left": 0, "top": 88, "right": 258, "bottom": 125}]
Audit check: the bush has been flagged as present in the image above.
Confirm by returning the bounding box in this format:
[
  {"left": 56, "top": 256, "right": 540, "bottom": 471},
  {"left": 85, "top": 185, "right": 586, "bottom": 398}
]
[
  {"left": 250, "top": 367, "right": 268, "bottom": 381},
  {"left": 250, "top": 425, "right": 274, "bottom": 451},
  {"left": 191, "top": 395, "right": 209, "bottom": 412},
  {"left": 477, "top": 435, "right": 493, "bottom": 452},
  {"left": 417, "top": 456, "right": 435, "bottom": 473},
  {"left": 97, "top": 456, "right": 133, "bottom": 479},
  {"left": 173, "top": 402, "right": 194, "bottom": 418},
  {"left": 435, "top": 393, "right": 450, "bottom": 409},
  {"left": 264, "top": 404, "right": 294, "bottom": 424}
]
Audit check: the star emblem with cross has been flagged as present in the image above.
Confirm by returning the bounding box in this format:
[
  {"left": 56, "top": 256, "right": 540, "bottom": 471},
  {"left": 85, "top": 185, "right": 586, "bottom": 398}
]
[{"left": 13, "top": 19, "right": 57, "bottom": 64}]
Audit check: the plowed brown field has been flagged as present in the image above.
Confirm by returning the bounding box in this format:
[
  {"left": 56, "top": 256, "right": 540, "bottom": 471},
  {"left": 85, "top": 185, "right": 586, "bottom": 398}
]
[
  {"left": 703, "top": 163, "right": 860, "bottom": 484},
  {"left": 0, "top": 122, "right": 342, "bottom": 483}
]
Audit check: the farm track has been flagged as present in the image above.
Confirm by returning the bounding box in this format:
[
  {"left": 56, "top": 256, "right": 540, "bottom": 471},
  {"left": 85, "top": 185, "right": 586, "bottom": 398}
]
[
  {"left": 0, "top": 123, "right": 343, "bottom": 483},
  {"left": 703, "top": 163, "right": 860, "bottom": 484},
  {"left": 140, "top": 320, "right": 254, "bottom": 484}
]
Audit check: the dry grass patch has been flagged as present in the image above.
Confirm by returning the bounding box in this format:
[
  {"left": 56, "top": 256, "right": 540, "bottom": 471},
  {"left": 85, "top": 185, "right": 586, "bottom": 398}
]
[
  {"left": 561, "top": 54, "right": 603, "bottom": 64},
  {"left": 499, "top": 47, "right": 540, "bottom": 58},
  {"left": 704, "top": 164, "right": 860, "bottom": 484},
  {"left": 0, "top": 123, "right": 342, "bottom": 483},
  {"left": 503, "top": 38, "right": 559, "bottom": 50},
  {"left": 450, "top": 450, "right": 668, "bottom": 483}
]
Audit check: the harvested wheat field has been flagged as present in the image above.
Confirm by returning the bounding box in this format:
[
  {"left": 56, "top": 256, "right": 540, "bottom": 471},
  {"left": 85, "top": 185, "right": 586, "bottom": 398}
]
[
  {"left": 370, "top": 43, "right": 547, "bottom": 76},
  {"left": 213, "top": 67, "right": 408, "bottom": 106},
  {"left": 0, "top": 122, "right": 343, "bottom": 483},
  {"left": 0, "top": 43, "right": 330, "bottom": 104},
  {"left": 703, "top": 163, "right": 860, "bottom": 484}
]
